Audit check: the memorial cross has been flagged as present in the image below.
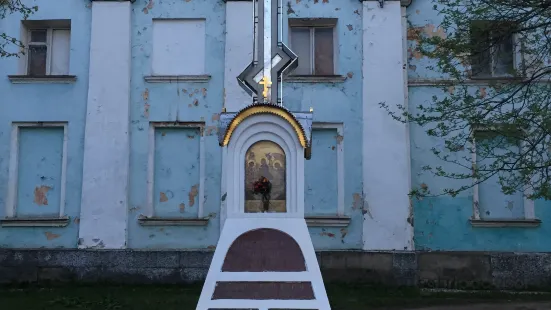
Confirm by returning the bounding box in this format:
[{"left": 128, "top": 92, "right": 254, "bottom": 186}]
[{"left": 237, "top": 0, "right": 298, "bottom": 105}]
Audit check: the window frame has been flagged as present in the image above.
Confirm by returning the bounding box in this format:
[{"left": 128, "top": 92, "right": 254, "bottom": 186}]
[
  {"left": 26, "top": 28, "right": 51, "bottom": 76},
  {"left": 470, "top": 124, "right": 537, "bottom": 225},
  {"left": 17, "top": 20, "right": 72, "bottom": 77},
  {"left": 25, "top": 27, "right": 71, "bottom": 76},
  {"left": 288, "top": 18, "right": 338, "bottom": 76},
  {"left": 469, "top": 20, "right": 523, "bottom": 79}
]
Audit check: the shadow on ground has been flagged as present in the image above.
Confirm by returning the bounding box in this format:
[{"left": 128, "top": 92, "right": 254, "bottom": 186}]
[{"left": 1, "top": 283, "right": 551, "bottom": 309}]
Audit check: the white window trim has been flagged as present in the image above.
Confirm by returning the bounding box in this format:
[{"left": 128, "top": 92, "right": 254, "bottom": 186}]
[
  {"left": 145, "top": 122, "right": 206, "bottom": 219},
  {"left": 24, "top": 28, "right": 70, "bottom": 76},
  {"left": 288, "top": 26, "right": 337, "bottom": 75},
  {"left": 5, "top": 122, "right": 68, "bottom": 219},
  {"left": 470, "top": 127, "right": 537, "bottom": 224},
  {"left": 310, "top": 122, "right": 345, "bottom": 216}
]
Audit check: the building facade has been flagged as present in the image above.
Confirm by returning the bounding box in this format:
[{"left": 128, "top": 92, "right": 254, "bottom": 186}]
[{"left": 0, "top": 0, "right": 548, "bottom": 257}]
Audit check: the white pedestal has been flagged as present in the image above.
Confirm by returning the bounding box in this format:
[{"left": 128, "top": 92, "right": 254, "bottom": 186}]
[{"left": 197, "top": 218, "right": 330, "bottom": 310}]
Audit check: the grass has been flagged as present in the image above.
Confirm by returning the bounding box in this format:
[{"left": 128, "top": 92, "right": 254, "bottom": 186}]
[{"left": 1, "top": 283, "right": 551, "bottom": 310}]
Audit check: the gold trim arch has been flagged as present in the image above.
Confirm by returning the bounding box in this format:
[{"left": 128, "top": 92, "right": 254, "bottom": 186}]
[{"left": 221, "top": 105, "right": 308, "bottom": 148}]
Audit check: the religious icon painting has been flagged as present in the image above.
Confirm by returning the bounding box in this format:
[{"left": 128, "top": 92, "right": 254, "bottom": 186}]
[{"left": 244, "top": 140, "right": 286, "bottom": 213}]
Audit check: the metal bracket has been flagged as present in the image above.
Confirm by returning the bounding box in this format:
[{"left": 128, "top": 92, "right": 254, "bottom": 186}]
[{"left": 379, "top": 0, "right": 385, "bottom": 7}]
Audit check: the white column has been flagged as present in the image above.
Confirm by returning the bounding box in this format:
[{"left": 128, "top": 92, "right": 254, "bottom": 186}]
[
  {"left": 223, "top": 0, "right": 254, "bottom": 112},
  {"left": 362, "top": 1, "right": 413, "bottom": 251},
  {"left": 78, "top": 1, "right": 132, "bottom": 249}
]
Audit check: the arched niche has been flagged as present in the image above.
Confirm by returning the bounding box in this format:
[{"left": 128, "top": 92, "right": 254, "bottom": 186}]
[
  {"left": 221, "top": 228, "right": 306, "bottom": 272},
  {"left": 223, "top": 113, "right": 305, "bottom": 219},
  {"left": 244, "top": 140, "right": 287, "bottom": 213}
]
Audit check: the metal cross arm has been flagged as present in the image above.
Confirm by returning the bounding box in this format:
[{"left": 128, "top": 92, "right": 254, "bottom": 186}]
[{"left": 237, "top": 0, "right": 298, "bottom": 105}]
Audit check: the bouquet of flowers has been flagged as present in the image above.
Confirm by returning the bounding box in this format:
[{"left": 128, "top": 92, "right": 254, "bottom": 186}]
[{"left": 252, "top": 176, "right": 272, "bottom": 212}]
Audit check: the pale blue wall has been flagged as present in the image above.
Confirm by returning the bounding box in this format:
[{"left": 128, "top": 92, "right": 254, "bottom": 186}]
[
  {"left": 283, "top": 0, "right": 364, "bottom": 250},
  {"left": 407, "top": 0, "right": 551, "bottom": 252},
  {"left": 305, "top": 129, "right": 339, "bottom": 215},
  {"left": 5, "top": 0, "right": 543, "bottom": 252},
  {"left": 126, "top": 0, "right": 364, "bottom": 250},
  {"left": 16, "top": 127, "right": 64, "bottom": 218},
  {"left": 126, "top": 0, "right": 226, "bottom": 249},
  {"left": 0, "top": 0, "right": 364, "bottom": 250},
  {"left": 153, "top": 128, "right": 202, "bottom": 218},
  {"left": 0, "top": 0, "right": 91, "bottom": 248}
]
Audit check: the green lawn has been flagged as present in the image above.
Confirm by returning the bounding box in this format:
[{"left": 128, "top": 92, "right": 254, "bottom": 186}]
[{"left": 1, "top": 283, "right": 551, "bottom": 310}]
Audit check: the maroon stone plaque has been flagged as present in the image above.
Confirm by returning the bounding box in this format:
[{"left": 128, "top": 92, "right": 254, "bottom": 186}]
[
  {"left": 212, "top": 282, "right": 315, "bottom": 300},
  {"left": 222, "top": 228, "right": 306, "bottom": 272}
]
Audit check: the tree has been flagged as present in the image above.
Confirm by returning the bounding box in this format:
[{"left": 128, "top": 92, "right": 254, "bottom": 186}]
[
  {"left": 0, "top": 0, "right": 38, "bottom": 57},
  {"left": 381, "top": 1, "right": 551, "bottom": 200}
]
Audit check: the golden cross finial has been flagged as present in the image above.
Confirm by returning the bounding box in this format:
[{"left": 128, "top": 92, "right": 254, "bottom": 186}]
[{"left": 259, "top": 76, "right": 272, "bottom": 99}]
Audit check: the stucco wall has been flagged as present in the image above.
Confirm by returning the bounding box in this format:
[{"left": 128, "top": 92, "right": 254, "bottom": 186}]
[
  {"left": 125, "top": 0, "right": 365, "bottom": 250},
  {"left": 127, "top": 0, "right": 226, "bottom": 249},
  {"left": 406, "top": 0, "right": 551, "bottom": 251},
  {"left": 2, "top": 0, "right": 543, "bottom": 253},
  {"left": 283, "top": 0, "right": 364, "bottom": 250},
  {"left": 0, "top": 0, "right": 91, "bottom": 248}
]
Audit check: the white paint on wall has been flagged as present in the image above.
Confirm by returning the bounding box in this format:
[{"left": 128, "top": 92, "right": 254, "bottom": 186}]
[
  {"left": 362, "top": 1, "right": 413, "bottom": 251},
  {"left": 223, "top": 1, "right": 254, "bottom": 112},
  {"left": 152, "top": 19, "right": 206, "bottom": 75},
  {"left": 78, "top": 1, "right": 132, "bottom": 249}
]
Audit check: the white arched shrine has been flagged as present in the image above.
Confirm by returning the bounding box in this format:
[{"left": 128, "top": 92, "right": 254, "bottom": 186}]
[
  {"left": 224, "top": 112, "right": 305, "bottom": 219},
  {"left": 197, "top": 104, "right": 331, "bottom": 310}
]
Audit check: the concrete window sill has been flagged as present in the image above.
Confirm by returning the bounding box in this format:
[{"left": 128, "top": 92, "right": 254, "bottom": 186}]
[
  {"left": 284, "top": 75, "right": 346, "bottom": 83},
  {"left": 0, "top": 216, "right": 70, "bottom": 227},
  {"left": 409, "top": 78, "right": 539, "bottom": 87},
  {"left": 144, "top": 75, "right": 211, "bottom": 83},
  {"left": 469, "top": 76, "right": 524, "bottom": 82},
  {"left": 470, "top": 218, "right": 541, "bottom": 228},
  {"left": 305, "top": 215, "right": 351, "bottom": 227},
  {"left": 8, "top": 75, "right": 77, "bottom": 84},
  {"left": 138, "top": 215, "right": 210, "bottom": 226}
]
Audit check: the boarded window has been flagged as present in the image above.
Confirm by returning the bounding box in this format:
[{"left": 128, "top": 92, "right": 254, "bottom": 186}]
[
  {"left": 475, "top": 131, "right": 524, "bottom": 219},
  {"left": 152, "top": 19, "right": 206, "bottom": 75},
  {"left": 244, "top": 141, "right": 286, "bottom": 213}
]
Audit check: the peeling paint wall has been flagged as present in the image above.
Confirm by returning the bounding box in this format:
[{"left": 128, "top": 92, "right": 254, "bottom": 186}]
[
  {"left": 6, "top": 0, "right": 533, "bottom": 252},
  {"left": 0, "top": 0, "right": 91, "bottom": 248},
  {"left": 305, "top": 129, "right": 338, "bottom": 215},
  {"left": 17, "top": 127, "right": 64, "bottom": 217},
  {"left": 127, "top": 0, "right": 364, "bottom": 250},
  {"left": 127, "top": 0, "right": 225, "bottom": 249},
  {"left": 153, "top": 128, "right": 201, "bottom": 218},
  {"left": 283, "top": 0, "right": 364, "bottom": 250},
  {"left": 407, "top": 1, "right": 551, "bottom": 251}
]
